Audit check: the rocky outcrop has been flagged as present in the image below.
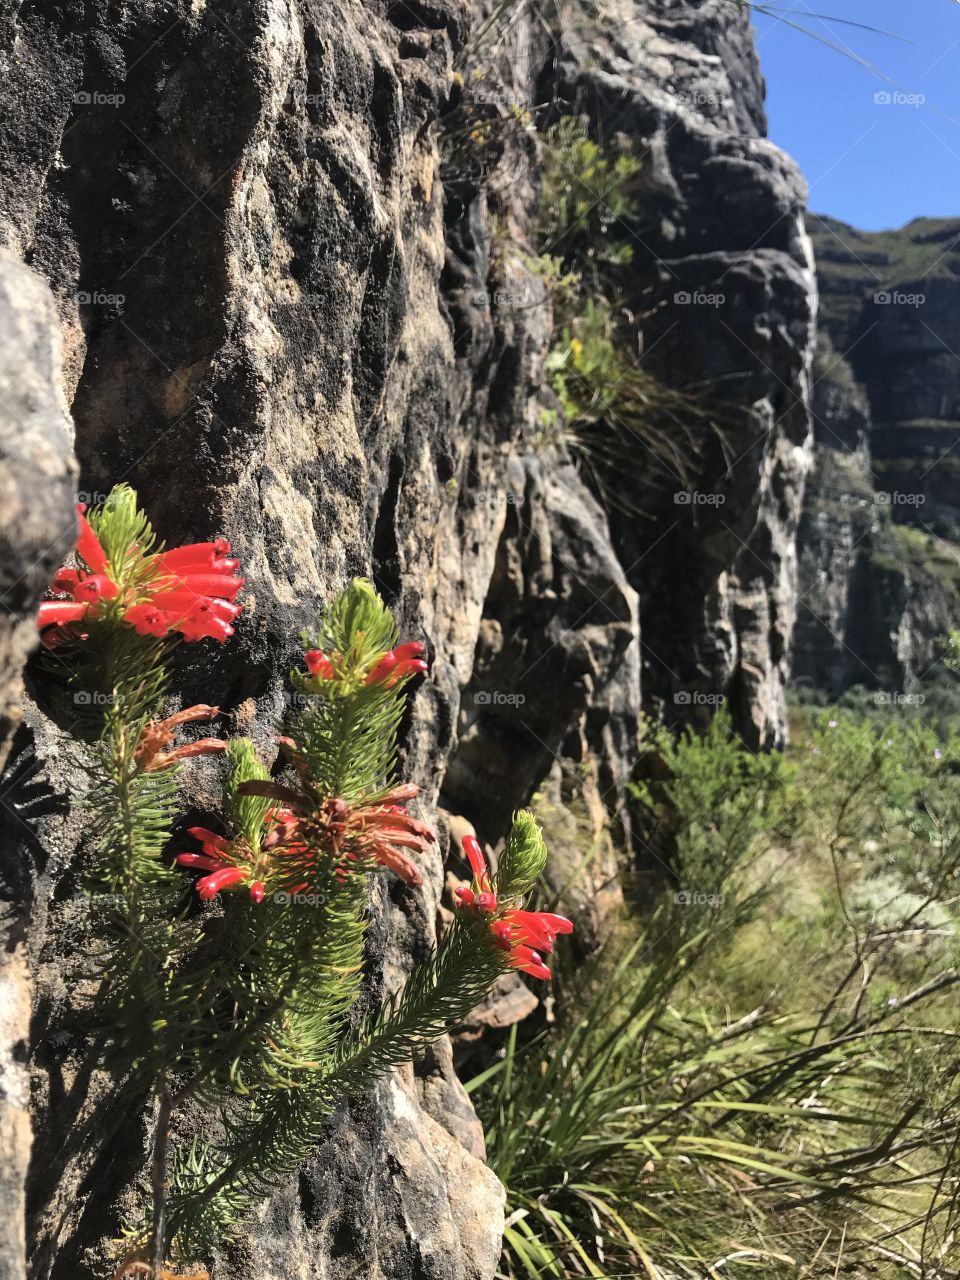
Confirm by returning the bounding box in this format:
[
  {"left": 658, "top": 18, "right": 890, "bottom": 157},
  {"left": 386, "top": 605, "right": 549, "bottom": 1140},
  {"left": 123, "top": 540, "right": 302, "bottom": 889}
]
[
  {"left": 0, "top": 2, "right": 815, "bottom": 1277},
  {"left": 797, "top": 216, "right": 960, "bottom": 694},
  {"left": 544, "top": 0, "right": 817, "bottom": 748},
  {"left": 0, "top": 253, "right": 76, "bottom": 1280}
]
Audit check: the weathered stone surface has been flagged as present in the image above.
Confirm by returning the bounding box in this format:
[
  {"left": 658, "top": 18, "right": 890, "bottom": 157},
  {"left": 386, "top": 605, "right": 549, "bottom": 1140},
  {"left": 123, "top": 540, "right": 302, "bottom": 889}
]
[
  {"left": 0, "top": 252, "right": 77, "bottom": 1280},
  {"left": 543, "top": 0, "right": 817, "bottom": 748},
  {"left": 0, "top": 2, "right": 818, "bottom": 1277}
]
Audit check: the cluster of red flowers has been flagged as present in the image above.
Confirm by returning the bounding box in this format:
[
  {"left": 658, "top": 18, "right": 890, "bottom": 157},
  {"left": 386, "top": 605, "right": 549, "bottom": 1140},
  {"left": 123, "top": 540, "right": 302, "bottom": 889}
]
[
  {"left": 304, "top": 641, "right": 428, "bottom": 687},
  {"left": 39, "top": 506, "right": 244, "bottom": 645},
  {"left": 176, "top": 778, "right": 436, "bottom": 904},
  {"left": 176, "top": 825, "right": 269, "bottom": 904},
  {"left": 455, "top": 834, "right": 572, "bottom": 981}
]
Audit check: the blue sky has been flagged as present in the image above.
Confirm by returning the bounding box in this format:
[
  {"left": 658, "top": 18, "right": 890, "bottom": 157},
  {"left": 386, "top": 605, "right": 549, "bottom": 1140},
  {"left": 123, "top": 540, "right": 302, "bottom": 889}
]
[{"left": 751, "top": 1, "right": 960, "bottom": 229}]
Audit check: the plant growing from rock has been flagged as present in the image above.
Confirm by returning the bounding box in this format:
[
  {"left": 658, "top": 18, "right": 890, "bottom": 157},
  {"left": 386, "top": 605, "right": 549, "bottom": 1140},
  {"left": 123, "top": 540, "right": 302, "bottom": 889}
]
[
  {"left": 532, "top": 115, "right": 735, "bottom": 507},
  {"left": 38, "top": 486, "right": 571, "bottom": 1275}
]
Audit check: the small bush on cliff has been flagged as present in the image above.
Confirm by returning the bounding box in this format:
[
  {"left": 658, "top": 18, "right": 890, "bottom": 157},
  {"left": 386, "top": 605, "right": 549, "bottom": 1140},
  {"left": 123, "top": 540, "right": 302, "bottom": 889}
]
[
  {"left": 534, "top": 116, "right": 733, "bottom": 508},
  {"left": 473, "top": 709, "right": 960, "bottom": 1279},
  {"left": 37, "top": 486, "right": 573, "bottom": 1275}
]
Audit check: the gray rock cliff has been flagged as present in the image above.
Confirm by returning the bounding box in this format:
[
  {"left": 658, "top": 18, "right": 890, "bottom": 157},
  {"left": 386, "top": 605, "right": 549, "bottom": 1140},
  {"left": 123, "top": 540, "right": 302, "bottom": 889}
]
[{"left": 0, "top": 3, "right": 815, "bottom": 1276}]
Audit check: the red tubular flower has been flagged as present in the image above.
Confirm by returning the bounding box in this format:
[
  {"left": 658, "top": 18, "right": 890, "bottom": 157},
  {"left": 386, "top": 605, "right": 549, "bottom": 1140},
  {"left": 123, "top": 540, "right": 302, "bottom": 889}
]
[
  {"left": 187, "top": 825, "right": 231, "bottom": 853},
  {"left": 149, "top": 592, "right": 239, "bottom": 621},
  {"left": 461, "top": 834, "right": 495, "bottom": 907},
  {"left": 365, "top": 651, "right": 398, "bottom": 685},
  {"left": 388, "top": 658, "right": 428, "bottom": 685},
  {"left": 53, "top": 568, "right": 81, "bottom": 593},
  {"left": 365, "top": 642, "right": 428, "bottom": 686},
  {"left": 40, "top": 508, "right": 245, "bottom": 646},
  {"left": 304, "top": 649, "right": 336, "bottom": 679},
  {"left": 124, "top": 603, "right": 175, "bottom": 637},
  {"left": 158, "top": 540, "right": 237, "bottom": 573},
  {"left": 176, "top": 823, "right": 266, "bottom": 903},
  {"left": 75, "top": 505, "right": 110, "bottom": 575},
  {"left": 393, "top": 641, "right": 426, "bottom": 663},
  {"left": 496, "top": 910, "right": 573, "bottom": 955},
  {"left": 239, "top": 780, "right": 435, "bottom": 890},
  {"left": 175, "top": 852, "right": 222, "bottom": 872},
  {"left": 38, "top": 602, "right": 89, "bottom": 628},
  {"left": 159, "top": 572, "right": 244, "bottom": 602},
  {"left": 455, "top": 834, "right": 572, "bottom": 982},
  {"left": 174, "top": 604, "right": 236, "bottom": 643},
  {"left": 195, "top": 866, "right": 247, "bottom": 900}
]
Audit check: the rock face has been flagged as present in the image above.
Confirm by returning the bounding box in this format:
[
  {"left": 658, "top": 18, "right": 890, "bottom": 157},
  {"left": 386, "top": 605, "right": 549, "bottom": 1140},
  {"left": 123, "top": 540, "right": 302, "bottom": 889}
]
[
  {"left": 546, "top": 0, "right": 817, "bottom": 748},
  {"left": 0, "top": 252, "right": 76, "bottom": 1280},
  {"left": 0, "top": 3, "right": 815, "bottom": 1278},
  {"left": 797, "top": 216, "right": 960, "bottom": 695}
]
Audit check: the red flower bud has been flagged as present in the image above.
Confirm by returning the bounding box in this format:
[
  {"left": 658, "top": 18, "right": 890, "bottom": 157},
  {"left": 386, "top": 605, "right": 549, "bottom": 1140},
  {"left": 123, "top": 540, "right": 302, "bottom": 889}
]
[
  {"left": 196, "top": 866, "right": 246, "bottom": 900},
  {"left": 393, "top": 641, "right": 426, "bottom": 662},
  {"left": 158, "top": 540, "right": 235, "bottom": 572},
  {"left": 386, "top": 658, "right": 428, "bottom": 686},
  {"left": 75, "top": 505, "right": 109, "bottom": 575},
  {"left": 365, "top": 651, "right": 398, "bottom": 685},
  {"left": 304, "top": 649, "right": 336, "bottom": 679}
]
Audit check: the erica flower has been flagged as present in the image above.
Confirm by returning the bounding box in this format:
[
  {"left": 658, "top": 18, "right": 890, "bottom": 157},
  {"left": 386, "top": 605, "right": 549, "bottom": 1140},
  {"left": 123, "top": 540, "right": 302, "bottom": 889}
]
[
  {"left": 365, "top": 642, "right": 428, "bottom": 687},
  {"left": 175, "top": 825, "right": 266, "bottom": 904},
  {"left": 235, "top": 777, "right": 435, "bottom": 890},
  {"left": 454, "top": 834, "right": 572, "bottom": 981},
  {"left": 133, "top": 705, "right": 229, "bottom": 772},
  {"left": 39, "top": 499, "right": 244, "bottom": 646},
  {"left": 301, "top": 640, "right": 428, "bottom": 689}
]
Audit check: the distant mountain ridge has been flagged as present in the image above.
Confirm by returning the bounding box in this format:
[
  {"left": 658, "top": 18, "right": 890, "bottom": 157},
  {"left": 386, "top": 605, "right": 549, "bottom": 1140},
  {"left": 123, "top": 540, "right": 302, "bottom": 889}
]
[{"left": 794, "top": 214, "right": 960, "bottom": 695}]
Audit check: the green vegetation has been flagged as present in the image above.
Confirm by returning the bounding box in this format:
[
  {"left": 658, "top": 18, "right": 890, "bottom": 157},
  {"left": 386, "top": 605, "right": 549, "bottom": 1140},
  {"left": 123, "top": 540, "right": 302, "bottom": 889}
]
[
  {"left": 531, "top": 116, "right": 728, "bottom": 502},
  {"left": 471, "top": 709, "right": 960, "bottom": 1278}
]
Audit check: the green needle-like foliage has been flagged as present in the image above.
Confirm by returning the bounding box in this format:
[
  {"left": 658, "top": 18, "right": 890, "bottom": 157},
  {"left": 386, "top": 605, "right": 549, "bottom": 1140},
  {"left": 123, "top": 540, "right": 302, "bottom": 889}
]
[{"left": 43, "top": 496, "right": 567, "bottom": 1271}]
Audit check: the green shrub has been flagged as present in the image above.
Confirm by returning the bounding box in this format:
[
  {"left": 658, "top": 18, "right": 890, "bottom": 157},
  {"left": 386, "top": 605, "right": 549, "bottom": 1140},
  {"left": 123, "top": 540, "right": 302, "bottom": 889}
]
[{"left": 473, "top": 706, "right": 960, "bottom": 1279}]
